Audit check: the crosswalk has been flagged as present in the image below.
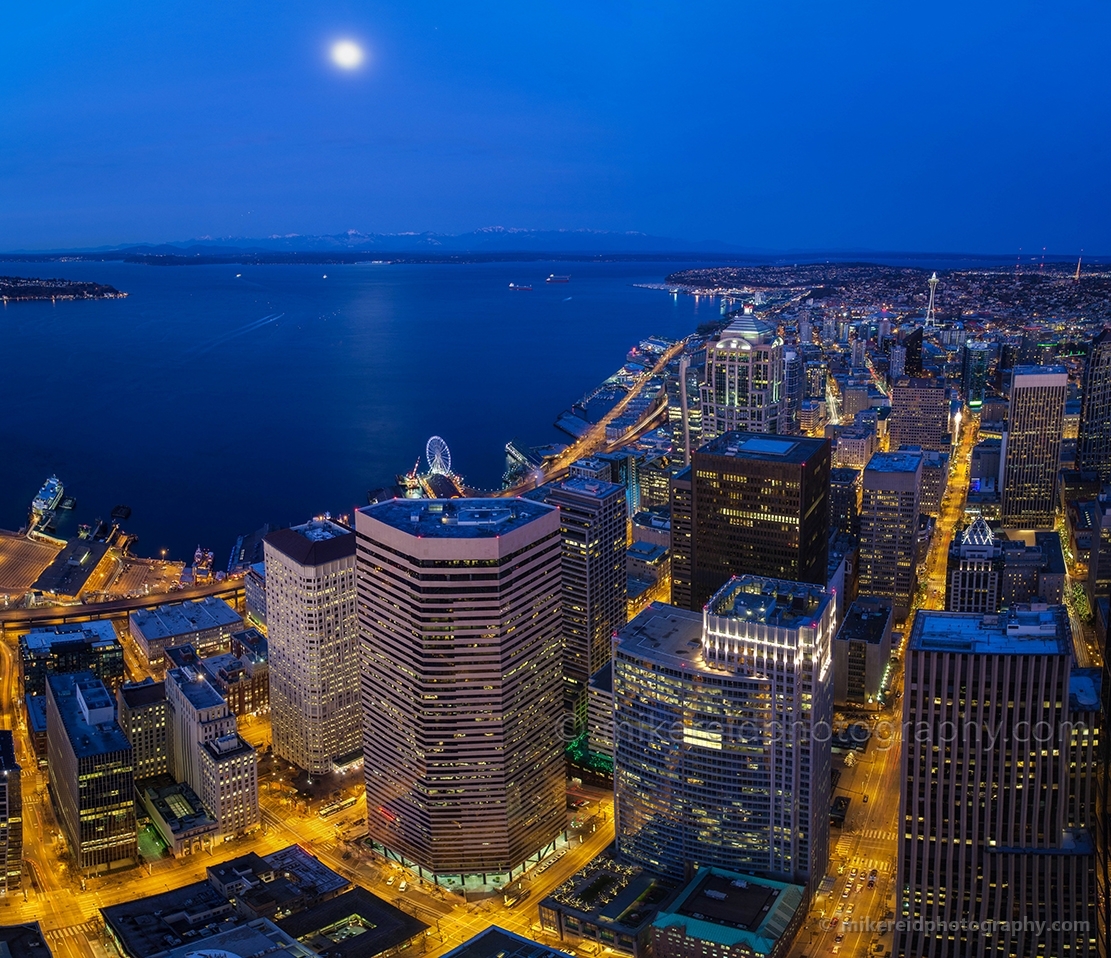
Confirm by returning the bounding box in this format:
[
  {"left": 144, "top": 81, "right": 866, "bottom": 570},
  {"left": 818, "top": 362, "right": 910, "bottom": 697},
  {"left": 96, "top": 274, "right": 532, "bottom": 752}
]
[
  {"left": 47, "top": 920, "right": 99, "bottom": 943},
  {"left": 856, "top": 827, "right": 897, "bottom": 841}
]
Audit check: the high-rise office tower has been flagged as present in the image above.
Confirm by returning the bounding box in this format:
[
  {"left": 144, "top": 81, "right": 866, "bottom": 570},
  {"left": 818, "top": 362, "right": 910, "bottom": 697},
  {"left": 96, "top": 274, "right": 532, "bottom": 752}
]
[
  {"left": 614, "top": 576, "right": 834, "bottom": 887},
  {"left": 858, "top": 450, "right": 923, "bottom": 620},
  {"left": 782, "top": 348, "right": 803, "bottom": 434},
  {"left": 945, "top": 518, "right": 1001, "bottom": 613},
  {"left": 898, "top": 607, "right": 1097, "bottom": 957},
  {"left": 903, "top": 327, "right": 924, "bottom": 376},
  {"left": 829, "top": 467, "right": 863, "bottom": 536},
  {"left": 888, "top": 344, "right": 906, "bottom": 380},
  {"left": 527, "top": 478, "right": 627, "bottom": 720},
  {"left": 116, "top": 679, "right": 170, "bottom": 779},
  {"left": 165, "top": 667, "right": 258, "bottom": 836},
  {"left": 700, "top": 312, "right": 785, "bottom": 441},
  {"left": 1078, "top": 328, "right": 1111, "bottom": 482},
  {"left": 46, "top": 672, "right": 136, "bottom": 875},
  {"left": 669, "top": 467, "right": 693, "bottom": 609},
  {"left": 0, "top": 732, "right": 21, "bottom": 894},
  {"left": 1001, "top": 365, "right": 1067, "bottom": 529},
  {"left": 888, "top": 377, "right": 949, "bottom": 451},
  {"left": 680, "top": 432, "right": 830, "bottom": 610},
  {"left": 264, "top": 520, "right": 360, "bottom": 774},
  {"left": 962, "top": 341, "right": 992, "bottom": 410},
  {"left": 357, "top": 499, "right": 566, "bottom": 883}
]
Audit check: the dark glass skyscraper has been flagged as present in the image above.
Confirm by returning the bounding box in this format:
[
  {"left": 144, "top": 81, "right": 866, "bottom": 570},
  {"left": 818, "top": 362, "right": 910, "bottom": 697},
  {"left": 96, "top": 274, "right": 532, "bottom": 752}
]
[
  {"left": 1079, "top": 328, "right": 1111, "bottom": 482},
  {"left": 680, "top": 432, "right": 830, "bottom": 610},
  {"left": 962, "top": 341, "right": 992, "bottom": 410}
]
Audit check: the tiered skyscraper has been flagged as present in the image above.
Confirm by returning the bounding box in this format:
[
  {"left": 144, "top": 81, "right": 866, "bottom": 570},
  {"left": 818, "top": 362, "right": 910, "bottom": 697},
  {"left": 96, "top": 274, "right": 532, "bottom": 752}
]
[
  {"left": 264, "top": 520, "right": 361, "bottom": 774},
  {"left": 700, "top": 311, "right": 785, "bottom": 440},
  {"left": 858, "top": 450, "right": 922, "bottom": 620},
  {"left": 898, "top": 607, "right": 1098, "bottom": 957},
  {"left": 674, "top": 432, "right": 830, "bottom": 610},
  {"left": 357, "top": 499, "right": 566, "bottom": 885},
  {"left": 1001, "top": 365, "right": 1066, "bottom": 529},
  {"left": 526, "top": 477, "right": 627, "bottom": 723},
  {"left": 1078, "top": 328, "right": 1111, "bottom": 482},
  {"left": 613, "top": 576, "right": 834, "bottom": 887}
]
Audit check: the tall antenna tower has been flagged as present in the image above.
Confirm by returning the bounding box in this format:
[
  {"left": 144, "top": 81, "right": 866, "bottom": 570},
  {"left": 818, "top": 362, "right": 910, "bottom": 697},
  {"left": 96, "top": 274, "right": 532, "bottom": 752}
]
[{"left": 924, "top": 271, "right": 939, "bottom": 327}]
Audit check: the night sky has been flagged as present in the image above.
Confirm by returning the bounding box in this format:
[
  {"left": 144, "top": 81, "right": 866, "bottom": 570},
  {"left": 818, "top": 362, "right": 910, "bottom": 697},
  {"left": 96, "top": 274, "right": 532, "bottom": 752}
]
[{"left": 2, "top": 2, "right": 1108, "bottom": 253}]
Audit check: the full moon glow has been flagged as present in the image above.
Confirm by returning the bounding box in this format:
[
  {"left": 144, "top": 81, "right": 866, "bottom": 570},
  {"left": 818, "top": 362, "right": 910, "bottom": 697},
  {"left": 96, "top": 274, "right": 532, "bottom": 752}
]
[{"left": 331, "top": 40, "right": 364, "bottom": 69}]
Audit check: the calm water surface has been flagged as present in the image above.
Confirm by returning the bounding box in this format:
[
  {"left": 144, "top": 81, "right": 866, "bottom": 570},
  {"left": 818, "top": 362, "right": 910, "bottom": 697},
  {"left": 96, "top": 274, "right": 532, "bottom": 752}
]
[{"left": 0, "top": 260, "right": 724, "bottom": 562}]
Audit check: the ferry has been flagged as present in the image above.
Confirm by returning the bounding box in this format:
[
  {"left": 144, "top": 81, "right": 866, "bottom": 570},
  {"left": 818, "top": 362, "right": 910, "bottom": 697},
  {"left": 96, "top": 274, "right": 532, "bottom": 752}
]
[
  {"left": 508, "top": 282, "right": 533, "bottom": 291},
  {"left": 546, "top": 274, "right": 571, "bottom": 284},
  {"left": 32, "top": 476, "right": 63, "bottom": 514}
]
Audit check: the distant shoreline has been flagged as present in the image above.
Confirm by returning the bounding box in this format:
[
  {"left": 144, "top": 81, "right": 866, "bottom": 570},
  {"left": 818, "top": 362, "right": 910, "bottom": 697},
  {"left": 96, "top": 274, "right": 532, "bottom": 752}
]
[
  {"left": 0, "top": 275, "right": 127, "bottom": 302},
  {"left": 0, "top": 249, "right": 1104, "bottom": 269}
]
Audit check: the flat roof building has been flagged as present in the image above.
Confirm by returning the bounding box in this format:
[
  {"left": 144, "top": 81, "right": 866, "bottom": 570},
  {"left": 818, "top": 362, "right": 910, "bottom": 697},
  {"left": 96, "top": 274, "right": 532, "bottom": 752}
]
[
  {"left": 682, "top": 432, "right": 830, "bottom": 609},
  {"left": 443, "top": 928, "right": 575, "bottom": 958},
  {"left": 615, "top": 577, "right": 834, "bottom": 887},
  {"left": 46, "top": 672, "right": 136, "bottom": 875},
  {"left": 859, "top": 451, "right": 922, "bottom": 621},
  {"left": 117, "top": 678, "right": 171, "bottom": 780},
  {"left": 129, "top": 596, "right": 242, "bottom": 666},
  {"left": 832, "top": 596, "right": 892, "bottom": 707},
  {"left": 357, "top": 499, "right": 566, "bottom": 889},
  {"left": 265, "top": 520, "right": 360, "bottom": 775},
  {"left": 20, "top": 620, "right": 123, "bottom": 696},
  {"left": 651, "top": 867, "right": 806, "bottom": 958},
  {"left": 275, "top": 887, "right": 428, "bottom": 958}
]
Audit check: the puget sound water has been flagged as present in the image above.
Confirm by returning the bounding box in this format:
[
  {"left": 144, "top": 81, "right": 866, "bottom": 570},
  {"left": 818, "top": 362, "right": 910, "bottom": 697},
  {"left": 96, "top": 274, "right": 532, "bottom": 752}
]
[{"left": 0, "top": 259, "right": 726, "bottom": 563}]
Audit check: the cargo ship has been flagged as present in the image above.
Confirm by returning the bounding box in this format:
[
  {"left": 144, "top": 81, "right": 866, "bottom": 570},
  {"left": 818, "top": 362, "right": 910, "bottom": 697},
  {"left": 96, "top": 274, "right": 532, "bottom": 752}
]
[
  {"left": 546, "top": 274, "right": 571, "bottom": 284},
  {"left": 32, "top": 476, "right": 63, "bottom": 515}
]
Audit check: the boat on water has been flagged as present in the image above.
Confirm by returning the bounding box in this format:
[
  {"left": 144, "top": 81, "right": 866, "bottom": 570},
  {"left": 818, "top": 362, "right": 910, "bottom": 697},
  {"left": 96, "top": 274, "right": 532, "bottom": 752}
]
[
  {"left": 32, "top": 476, "right": 63, "bottom": 514},
  {"left": 508, "top": 283, "right": 533, "bottom": 291},
  {"left": 546, "top": 274, "right": 571, "bottom": 284}
]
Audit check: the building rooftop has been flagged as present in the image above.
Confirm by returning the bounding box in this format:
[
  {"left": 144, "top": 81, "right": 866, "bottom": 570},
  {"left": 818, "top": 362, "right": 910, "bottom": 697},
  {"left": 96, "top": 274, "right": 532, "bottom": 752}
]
[
  {"left": 613, "top": 603, "right": 705, "bottom": 669},
  {"left": 0, "top": 729, "right": 19, "bottom": 772},
  {"left": 542, "top": 848, "right": 680, "bottom": 936},
  {"left": 160, "top": 919, "right": 312, "bottom": 958},
  {"left": 140, "top": 777, "right": 217, "bottom": 835},
  {"left": 653, "top": 867, "right": 805, "bottom": 957},
  {"left": 1012, "top": 364, "right": 1067, "bottom": 378},
  {"left": 717, "top": 314, "right": 777, "bottom": 344},
  {"left": 130, "top": 596, "right": 241, "bottom": 642},
  {"left": 627, "top": 541, "right": 668, "bottom": 564},
  {"left": 552, "top": 477, "right": 625, "bottom": 500},
  {"left": 119, "top": 678, "right": 167, "bottom": 710},
  {"left": 699, "top": 432, "right": 825, "bottom": 464},
  {"left": 201, "top": 733, "right": 254, "bottom": 762},
  {"left": 589, "top": 660, "right": 613, "bottom": 695},
  {"left": 707, "top": 576, "right": 833, "bottom": 631},
  {"left": 275, "top": 887, "right": 428, "bottom": 958},
  {"left": 359, "top": 498, "right": 556, "bottom": 539},
  {"left": 47, "top": 672, "right": 130, "bottom": 758},
  {"left": 22, "top": 620, "right": 118, "bottom": 654},
  {"left": 911, "top": 606, "right": 1070, "bottom": 657},
  {"left": 829, "top": 467, "right": 861, "bottom": 485},
  {"left": 0, "top": 923, "right": 51, "bottom": 958},
  {"left": 836, "top": 597, "right": 893, "bottom": 645},
  {"left": 167, "top": 667, "right": 227, "bottom": 711},
  {"left": 164, "top": 644, "right": 200, "bottom": 669},
  {"left": 1070, "top": 669, "right": 1101, "bottom": 713},
  {"left": 865, "top": 451, "right": 923, "bottom": 474},
  {"left": 264, "top": 520, "right": 355, "bottom": 566},
  {"left": 101, "top": 879, "right": 237, "bottom": 958},
  {"left": 442, "top": 928, "right": 573, "bottom": 958},
  {"left": 25, "top": 694, "right": 46, "bottom": 736},
  {"left": 31, "top": 539, "right": 109, "bottom": 597}
]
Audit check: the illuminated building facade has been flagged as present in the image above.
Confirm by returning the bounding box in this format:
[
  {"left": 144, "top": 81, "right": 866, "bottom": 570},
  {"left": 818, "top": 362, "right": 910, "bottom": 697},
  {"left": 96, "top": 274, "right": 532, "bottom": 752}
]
[
  {"left": 527, "top": 477, "right": 627, "bottom": 719},
  {"left": 681, "top": 432, "right": 830, "bottom": 610},
  {"left": 962, "top": 341, "right": 991, "bottom": 410},
  {"left": 614, "top": 576, "right": 834, "bottom": 887},
  {"left": 899, "top": 607, "right": 1098, "bottom": 957},
  {"left": 356, "top": 499, "right": 566, "bottom": 885},
  {"left": 858, "top": 450, "right": 922, "bottom": 621},
  {"left": 264, "top": 520, "right": 361, "bottom": 774},
  {"left": 0, "top": 732, "right": 21, "bottom": 894},
  {"left": 1078, "top": 328, "right": 1111, "bottom": 482},
  {"left": 700, "top": 312, "right": 785, "bottom": 441},
  {"left": 1001, "top": 365, "right": 1067, "bottom": 529},
  {"left": 46, "top": 672, "right": 136, "bottom": 875},
  {"left": 116, "top": 679, "right": 170, "bottom": 779},
  {"left": 889, "top": 377, "right": 949, "bottom": 451}
]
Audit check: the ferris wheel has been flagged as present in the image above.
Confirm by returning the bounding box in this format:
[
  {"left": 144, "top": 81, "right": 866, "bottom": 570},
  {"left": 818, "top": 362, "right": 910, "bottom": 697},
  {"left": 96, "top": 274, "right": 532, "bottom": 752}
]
[{"left": 426, "top": 435, "right": 452, "bottom": 476}]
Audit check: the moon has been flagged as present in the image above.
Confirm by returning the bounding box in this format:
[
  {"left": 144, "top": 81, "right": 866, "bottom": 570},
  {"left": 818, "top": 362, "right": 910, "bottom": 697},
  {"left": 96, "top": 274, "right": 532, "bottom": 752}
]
[{"left": 331, "top": 40, "right": 365, "bottom": 69}]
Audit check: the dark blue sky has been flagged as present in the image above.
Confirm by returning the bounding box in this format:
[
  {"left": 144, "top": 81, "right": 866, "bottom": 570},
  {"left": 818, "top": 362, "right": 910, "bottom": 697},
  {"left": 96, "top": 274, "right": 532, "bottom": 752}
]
[{"left": 3, "top": 2, "right": 1108, "bottom": 253}]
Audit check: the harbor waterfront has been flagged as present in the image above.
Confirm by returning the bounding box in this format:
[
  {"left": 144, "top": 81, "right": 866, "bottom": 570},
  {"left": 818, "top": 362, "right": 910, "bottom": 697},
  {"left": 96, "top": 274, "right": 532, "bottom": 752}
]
[{"left": 0, "top": 260, "right": 720, "bottom": 563}]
